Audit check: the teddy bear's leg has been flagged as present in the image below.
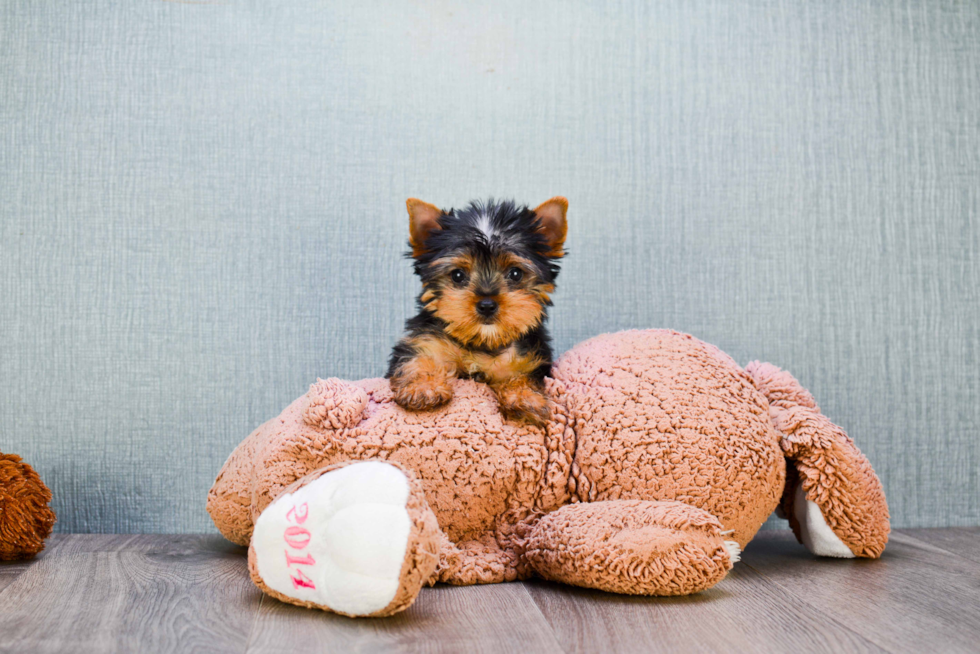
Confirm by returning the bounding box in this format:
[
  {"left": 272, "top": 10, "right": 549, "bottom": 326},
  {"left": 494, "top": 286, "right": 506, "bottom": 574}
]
[
  {"left": 525, "top": 499, "right": 739, "bottom": 596},
  {"left": 247, "top": 460, "right": 441, "bottom": 617},
  {"left": 746, "top": 361, "right": 890, "bottom": 559}
]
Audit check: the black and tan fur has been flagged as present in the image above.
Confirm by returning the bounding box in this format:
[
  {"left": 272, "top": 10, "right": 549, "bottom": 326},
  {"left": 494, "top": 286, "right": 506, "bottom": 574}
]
[{"left": 386, "top": 197, "right": 568, "bottom": 426}]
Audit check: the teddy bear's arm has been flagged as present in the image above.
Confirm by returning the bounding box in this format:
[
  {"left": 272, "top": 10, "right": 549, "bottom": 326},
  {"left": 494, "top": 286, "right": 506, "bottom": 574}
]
[
  {"left": 746, "top": 362, "right": 890, "bottom": 558},
  {"left": 525, "top": 499, "right": 739, "bottom": 595}
]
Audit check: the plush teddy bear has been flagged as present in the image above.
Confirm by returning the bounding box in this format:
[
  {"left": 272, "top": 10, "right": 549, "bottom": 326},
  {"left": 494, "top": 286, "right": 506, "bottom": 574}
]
[
  {"left": 207, "top": 329, "right": 889, "bottom": 618},
  {"left": 0, "top": 452, "right": 56, "bottom": 560}
]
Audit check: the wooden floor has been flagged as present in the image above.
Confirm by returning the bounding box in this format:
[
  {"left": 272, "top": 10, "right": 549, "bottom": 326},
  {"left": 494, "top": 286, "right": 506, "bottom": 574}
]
[{"left": 0, "top": 529, "right": 978, "bottom": 653}]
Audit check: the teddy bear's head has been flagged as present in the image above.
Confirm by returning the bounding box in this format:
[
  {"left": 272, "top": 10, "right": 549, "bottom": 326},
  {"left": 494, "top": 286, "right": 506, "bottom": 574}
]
[{"left": 0, "top": 452, "right": 56, "bottom": 560}]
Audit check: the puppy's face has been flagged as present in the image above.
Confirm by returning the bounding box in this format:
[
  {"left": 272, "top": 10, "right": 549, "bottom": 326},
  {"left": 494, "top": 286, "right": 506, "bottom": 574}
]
[
  {"left": 406, "top": 198, "right": 567, "bottom": 349},
  {"left": 424, "top": 249, "right": 550, "bottom": 349}
]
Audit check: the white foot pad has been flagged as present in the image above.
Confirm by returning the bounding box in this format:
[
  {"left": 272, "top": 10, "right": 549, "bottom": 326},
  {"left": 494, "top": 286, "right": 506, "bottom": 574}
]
[
  {"left": 723, "top": 540, "right": 742, "bottom": 564},
  {"left": 252, "top": 461, "right": 412, "bottom": 615},
  {"left": 794, "top": 484, "right": 855, "bottom": 558}
]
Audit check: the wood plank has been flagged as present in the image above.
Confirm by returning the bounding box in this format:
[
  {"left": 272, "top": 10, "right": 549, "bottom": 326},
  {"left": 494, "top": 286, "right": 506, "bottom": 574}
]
[
  {"left": 246, "top": 582, "right": 564, "bottom": 654},
  {"left": 0, "top": 558, "right": 38, "bottom": 595},
  {"left": 898, "top": 527, "right": 980, "bottom": 565},
  {"left": 0, "top": 537, "right": 261, "bottom": 654},
  {"left": 740, "top": 530, "right": 980, "bottom": 653},
  {"left": 0, "top": 538, "right": 63, "bottom": 596},
  {"left": 0, "top": 534, "right": 238, "bottom": 597},
  {"left": 525, "top": 565, "right": 883, "bottom": 654},
  {"left": 5, "top": 530, "right": 979, "bottom": 653}
]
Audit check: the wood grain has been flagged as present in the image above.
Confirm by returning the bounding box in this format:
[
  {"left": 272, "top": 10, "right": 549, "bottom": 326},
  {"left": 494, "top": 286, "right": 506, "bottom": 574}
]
[
  {"left": 898, "top": 527, "right": 980, "bottom": 565},
  {"left": 740, "top": 530, "right": 980, "bottom": 653},
  {"left": 0, "top": 537, "right": 261, "bottom": 654},
  {"left": 0, "top": 539, "right": 64, "bottom": 596},
  {"left": 0, "top": 558, "right": 36, "bottom": 596},
  {"left": 245, "top": 582, "right": 564, "bottom": 654},
  {"left": 3, "top": 531, "right": 980, "bottom": 653},
  {"left": 525, "top": 564, "right": 884, "bottom": 654}
]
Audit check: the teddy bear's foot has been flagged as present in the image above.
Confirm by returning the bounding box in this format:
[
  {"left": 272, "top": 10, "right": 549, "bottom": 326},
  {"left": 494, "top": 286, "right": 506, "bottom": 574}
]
[
  {"left": 248, "top": 461, "right": 440, "bottom": 617},
  {"left": 746, "top": 361, "right": 890, "bottom": 558},
  {"left": 526, "top": 500, "right": 737, "bottom": 596},
  {"left": 791, "top": 484, "right": 854, "bottom": 558}
]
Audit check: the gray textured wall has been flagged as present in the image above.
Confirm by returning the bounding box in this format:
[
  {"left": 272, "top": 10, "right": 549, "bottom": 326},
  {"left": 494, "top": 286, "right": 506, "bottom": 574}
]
[{"left": 1, "top": 1, "right": 977, "bottom": 533}]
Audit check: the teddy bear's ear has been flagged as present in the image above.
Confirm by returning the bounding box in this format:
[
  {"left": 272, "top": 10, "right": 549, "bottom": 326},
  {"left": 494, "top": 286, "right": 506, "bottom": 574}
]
[
  {"left": 304, "top": 378, "right": 368, "bottom": 430},
  {"left": 532, "top": 197, "right": 568, "bottom": 258},
  {"left": 406, "top": 198, "right": 444, "bottom": 258}
]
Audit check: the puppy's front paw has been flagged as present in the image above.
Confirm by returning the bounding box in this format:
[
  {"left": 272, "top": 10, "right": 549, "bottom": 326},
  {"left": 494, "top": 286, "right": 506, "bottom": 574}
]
[
  {"left": 391, "top": 374, "right": 454, "bottom": 411},
  {"left": 495, "top": 381, "right": 550, "bottom": 427}
]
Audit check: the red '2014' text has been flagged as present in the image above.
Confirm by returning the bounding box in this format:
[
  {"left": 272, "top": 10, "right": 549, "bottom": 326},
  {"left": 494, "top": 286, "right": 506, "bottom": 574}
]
[{"left": 284, "top": 502, "right": 316, "bottom": 590}]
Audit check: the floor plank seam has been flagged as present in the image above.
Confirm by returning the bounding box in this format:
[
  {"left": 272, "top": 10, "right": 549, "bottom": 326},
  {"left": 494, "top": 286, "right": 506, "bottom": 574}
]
[
  {"left": 739, "top": 560, "right": 897, "bottom": 654},
  {"left": 242, "top": 592, "right": 266, "bottom": 654},
  {"left": 516, "top": 579, "right": 572, "bottom": 654},
  {"left": 892, "top": 530, "right": 980, "bottom": 567}
]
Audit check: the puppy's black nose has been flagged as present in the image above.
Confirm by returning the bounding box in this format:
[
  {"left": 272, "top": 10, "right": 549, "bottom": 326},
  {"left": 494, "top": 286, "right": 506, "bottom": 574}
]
[{"left": 476, "top": 298, "right": 498, "bottom": 317}]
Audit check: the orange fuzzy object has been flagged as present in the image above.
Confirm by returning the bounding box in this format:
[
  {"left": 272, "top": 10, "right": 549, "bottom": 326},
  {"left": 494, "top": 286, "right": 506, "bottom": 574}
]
[
  {"left": 208, "top": 329, "right": 889, "bottom": 617},
  {"left": 0, "top": 452, "right": 56, "bottom": 561}
]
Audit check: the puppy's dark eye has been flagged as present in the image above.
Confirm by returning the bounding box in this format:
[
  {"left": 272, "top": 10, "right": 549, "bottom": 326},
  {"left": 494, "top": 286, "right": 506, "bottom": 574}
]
[
  {"left": 450, "top": 269, "right": 467, "bottom": 284},
  {"left": 507, "top": 267, "right": 524, "bottom": 283}
]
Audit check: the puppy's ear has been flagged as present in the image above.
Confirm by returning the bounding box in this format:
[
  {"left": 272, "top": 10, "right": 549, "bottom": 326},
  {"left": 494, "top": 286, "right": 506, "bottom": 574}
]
[
  {"left": 406, "top": 198, "right": 444, "bottom": 257},
  {"left": 532, "top": 197, "right": 568, "bottom": 257}
]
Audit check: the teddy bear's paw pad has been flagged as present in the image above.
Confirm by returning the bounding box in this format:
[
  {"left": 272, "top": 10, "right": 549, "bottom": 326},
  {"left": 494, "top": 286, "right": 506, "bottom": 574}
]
[
  {"left": 251, "top": 462, "right": 413, "bottom": 616},
  {"left": 793, "top": 484, "right": 855, "bottom": 558}
]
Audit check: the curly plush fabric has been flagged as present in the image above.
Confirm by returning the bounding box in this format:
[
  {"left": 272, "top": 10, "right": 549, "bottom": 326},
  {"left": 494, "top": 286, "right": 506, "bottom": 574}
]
[
  {"left": 526, "top": 500, "right": 735, "bottom": 595},
  {"left": 208, "top": 329, "right": 889, "bottom": 615},
  {"left": 746, "top": 361, "right": 890, "bottom": 557},
  {"left": 304, "top": 378, "right": 369, "bottom": 430},
  {"left": 0, "top": 452, "right": 56, "bottom": 561},
  {"left": 548, "top": 330, "right": 785, "bottom": 547}
]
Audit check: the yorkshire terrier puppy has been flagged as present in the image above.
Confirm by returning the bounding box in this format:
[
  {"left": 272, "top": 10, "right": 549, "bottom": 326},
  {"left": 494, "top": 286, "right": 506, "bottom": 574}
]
[{"left": 386, "top": 197, "right": 568, "bottom": 426}]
